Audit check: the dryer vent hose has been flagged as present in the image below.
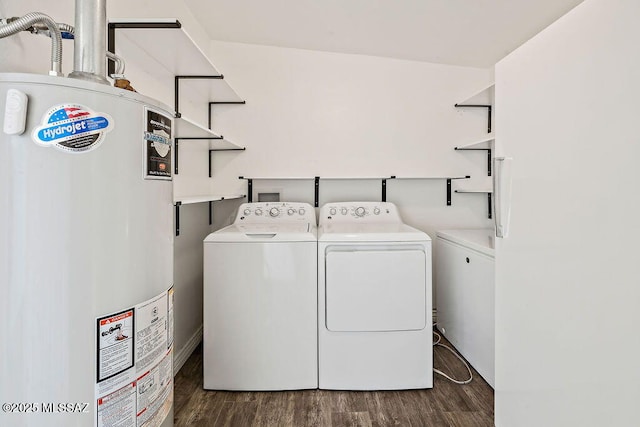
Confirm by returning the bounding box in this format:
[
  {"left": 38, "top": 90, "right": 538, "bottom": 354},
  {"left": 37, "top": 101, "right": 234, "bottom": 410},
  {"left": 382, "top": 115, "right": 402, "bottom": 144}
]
[{"left": 0, "top": 12, "right": 63, "bottom": 76}]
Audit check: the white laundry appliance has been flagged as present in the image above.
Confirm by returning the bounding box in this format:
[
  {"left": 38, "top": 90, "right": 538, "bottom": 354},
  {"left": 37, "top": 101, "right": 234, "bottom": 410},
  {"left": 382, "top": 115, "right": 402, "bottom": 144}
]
[
  {"left": 317, "top": 202, "right": 433, "bottom": 390},
  {"left": 203, "top": 202, "right": 318, "bottom": 390}
]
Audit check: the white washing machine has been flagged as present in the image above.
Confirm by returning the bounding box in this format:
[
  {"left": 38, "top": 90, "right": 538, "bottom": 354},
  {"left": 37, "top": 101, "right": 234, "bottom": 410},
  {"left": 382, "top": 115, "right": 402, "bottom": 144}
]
[
  {"left": 203, "top": 202, "right": 317, "bottom": 390},
  {"left": 318, "top": 202, "right": 433, "bottom": 390}
]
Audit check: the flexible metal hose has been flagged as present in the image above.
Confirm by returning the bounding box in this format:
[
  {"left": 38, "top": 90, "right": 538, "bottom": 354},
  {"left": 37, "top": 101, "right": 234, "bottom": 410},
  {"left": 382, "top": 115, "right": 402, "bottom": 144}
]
[
  {"left": 28, "top": 22, "right": 126, "bottom": 77},
  {"left": 57, "top": 22, "right": 74, "bottom": 35},
  {"left": 0, "top": 12, "right": 63, "bottom": 75}
]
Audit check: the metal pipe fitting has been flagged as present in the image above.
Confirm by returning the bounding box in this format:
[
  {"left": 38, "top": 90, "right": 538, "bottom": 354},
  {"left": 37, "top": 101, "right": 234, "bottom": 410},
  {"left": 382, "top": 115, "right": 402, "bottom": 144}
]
[{"left": 0, "top": 12, "right": 63, "bottom": 76}]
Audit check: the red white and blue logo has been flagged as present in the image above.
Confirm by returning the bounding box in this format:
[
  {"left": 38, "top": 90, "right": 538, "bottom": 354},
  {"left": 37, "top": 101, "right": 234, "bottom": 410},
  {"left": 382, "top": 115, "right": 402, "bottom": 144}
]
[{"left": 32, "top": 103, "right": 113, "bottom": 153}]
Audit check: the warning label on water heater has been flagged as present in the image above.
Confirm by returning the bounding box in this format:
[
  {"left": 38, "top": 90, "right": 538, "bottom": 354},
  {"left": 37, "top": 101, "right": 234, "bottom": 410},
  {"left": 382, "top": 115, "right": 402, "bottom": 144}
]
[
  {"left": 144, "top": 108, "right": 172, "bottom": 180},
  {"left": 95, "top": 287, "right": 174, "bottom": 427},
  {"left": 97, "top": 309, "right": 135, "bottom": 382},
  {"left": 32, "top": 103, "right": 113, "bottom": 153}
]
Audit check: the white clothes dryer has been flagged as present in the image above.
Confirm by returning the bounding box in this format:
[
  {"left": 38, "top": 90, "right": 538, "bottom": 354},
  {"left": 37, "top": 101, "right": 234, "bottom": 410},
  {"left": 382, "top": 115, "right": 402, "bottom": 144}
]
[
  {"left": 318, "top": 202, "right": 433, "bottom": 390},
  {"left": 203, "top": 202, "right": 317, "bottom": 390}
]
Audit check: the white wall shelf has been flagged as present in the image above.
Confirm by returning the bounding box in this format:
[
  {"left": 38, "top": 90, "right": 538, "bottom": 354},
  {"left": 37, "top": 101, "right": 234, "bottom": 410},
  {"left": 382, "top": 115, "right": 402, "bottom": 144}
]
[
  {"left": 174, "top": 116, "right": 245, "bottom": 177},
  {"left": 454, "top": 82, "right": 495, "bottom": 219},
  {"left": 108, "top": 19, "right": 248, "bottom": 235},
  {"left": 456, "top": 82, "right": 495, "bottom": 105},
  {"left": 108, "top": 19, "right": 247, "bottom": 179},
  {"left": 174, "top": 116, "right": 243, "bottom": 151},
  {"left": 173, "top": 194, "right": 246, "bottom": 236},
  {"left": 108, "top": 19, "right": 243, "bottom": 104},
  {"left": 455, "top": 189, "right": 492, "bottom": 193},
  {"left": 174, "top": 194, "right": 246, "bottom": 205},
  {"left": 454, "top": 133, "right": 495, "bottom": 150},
  {"left": 455, "top": 83, "right": 495, "bottom": 134},
  {"left": 239, "top": 175, "right": 471, "bottom": 207},
  {"left": 392, "top": 176, "right": 471, "bottom": 180},
  {"left": 455, "top": 134, "right": 493, "bottom": 177}
]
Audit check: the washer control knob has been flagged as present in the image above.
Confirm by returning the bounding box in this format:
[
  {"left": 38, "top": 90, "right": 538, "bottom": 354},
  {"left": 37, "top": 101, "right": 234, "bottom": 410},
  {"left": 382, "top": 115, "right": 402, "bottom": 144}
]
[
  {"left": 299, "top": 208, "right": 306, "bottom": 215},
  {"left": 355, "top": 206, "right": 366, "bottom": 217},
  {"left": 373, "top": 207, "right": 381, "bottom": 215},
  {"left": 243, "top": 208, "right": 251, "bottom": 215},
  {"left": 269, "top": 207, "right": 280, "bottom": 217},
  {"left": 341, "top": 207, "right": 348, "bottom": 215},
  {"left": 287, "top": 208, "right": 295, "bottom": 216},
  {"left": 329, "top": 208, "right": 337, "bottom": 215},
  {"left": 255, "top": 209, "right": 263, "bottom": 216}
]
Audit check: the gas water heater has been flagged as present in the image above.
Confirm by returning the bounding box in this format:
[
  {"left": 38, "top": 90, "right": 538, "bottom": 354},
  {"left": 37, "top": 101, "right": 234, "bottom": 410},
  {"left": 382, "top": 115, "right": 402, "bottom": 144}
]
[
  {"left": 0, "top": 74, "right": 175, "bottom": 427},
  {"left": 0, "top": 3, "right": 175, "bottom": 427}
]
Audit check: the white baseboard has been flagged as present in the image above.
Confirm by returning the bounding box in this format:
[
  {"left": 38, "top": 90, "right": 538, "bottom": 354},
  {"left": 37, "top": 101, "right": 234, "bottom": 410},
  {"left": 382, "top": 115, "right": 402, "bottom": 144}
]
[{"left": 173, "top": 324, "right": 203, "bottom": 376}]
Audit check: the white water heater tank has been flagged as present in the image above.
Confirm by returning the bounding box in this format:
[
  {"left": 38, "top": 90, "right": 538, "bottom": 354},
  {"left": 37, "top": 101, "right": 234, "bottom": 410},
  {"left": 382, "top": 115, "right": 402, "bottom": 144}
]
[{"left": 0, "top": 73, "right": 174, "bottom": 427}]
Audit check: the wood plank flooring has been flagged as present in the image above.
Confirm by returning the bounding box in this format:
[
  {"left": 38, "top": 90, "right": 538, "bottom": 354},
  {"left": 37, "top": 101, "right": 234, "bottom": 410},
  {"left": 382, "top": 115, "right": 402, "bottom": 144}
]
[{"left": 174, "top": 338, "right": 494, "bottom": 427}]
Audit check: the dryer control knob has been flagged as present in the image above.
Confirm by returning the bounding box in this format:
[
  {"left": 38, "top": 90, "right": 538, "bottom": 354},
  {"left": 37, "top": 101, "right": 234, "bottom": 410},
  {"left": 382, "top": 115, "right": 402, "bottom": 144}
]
[
  {"left": 299, "top": 208, "right": 306, "bottom": 215},
  {"left": 329, "top": 208, "right": 337, "bottom": 215},
  {"left": 287, "top": 208, "right": 295, "bottom": 216},
  {"left": 341, "top": 207, "right": 348, "bottom": 215},
  {"left": 243, "top": 208, "right": 251, "bottom": 215},
  {"left": 269, "top": 207, "right": 280, "bottom": 217},
  {"left": 373, "top": 207, "right": 380, "bottom": 215},
  {"left": 255, "top": 209, "right": 263, "bottom": 216},
  {"left": 355, "top": 207, "right": 366, "bottom": 217}
]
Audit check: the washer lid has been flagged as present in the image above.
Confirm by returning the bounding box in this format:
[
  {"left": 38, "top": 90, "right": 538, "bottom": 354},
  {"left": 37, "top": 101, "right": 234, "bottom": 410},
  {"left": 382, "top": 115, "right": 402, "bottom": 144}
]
[
  {"left": 205, "top": 223, "right": 317, "bottom": 243},
  {"left": 318, "top": 223, "right": 430, "bottom": 242}
]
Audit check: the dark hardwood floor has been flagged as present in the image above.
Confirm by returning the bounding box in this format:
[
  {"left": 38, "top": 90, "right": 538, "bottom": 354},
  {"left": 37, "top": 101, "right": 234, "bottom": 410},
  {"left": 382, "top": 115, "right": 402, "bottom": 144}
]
[{"left": 173, "top": 338, "right": 494, "bottom": 427}]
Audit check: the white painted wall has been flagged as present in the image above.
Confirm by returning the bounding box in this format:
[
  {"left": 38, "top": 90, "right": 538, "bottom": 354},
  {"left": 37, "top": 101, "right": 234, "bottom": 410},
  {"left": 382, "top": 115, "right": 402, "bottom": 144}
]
[
  {"left": 1, "top": 0, "right": 493, "bottom": 375},
  {"left": 206, "top": 40, "right": 493, "bottom": 236},
  {"left": 495, "top": 0, "right": 640, "bottom": 425}
]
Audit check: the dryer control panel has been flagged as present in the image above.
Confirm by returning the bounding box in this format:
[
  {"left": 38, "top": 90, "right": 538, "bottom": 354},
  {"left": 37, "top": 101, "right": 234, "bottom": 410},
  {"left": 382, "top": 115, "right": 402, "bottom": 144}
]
[
  {"left": 236, "top": 202, "right": 316, "bottom": 223},
  {"left": 319, "top": 202, "right": 402, "bottom": 224}
]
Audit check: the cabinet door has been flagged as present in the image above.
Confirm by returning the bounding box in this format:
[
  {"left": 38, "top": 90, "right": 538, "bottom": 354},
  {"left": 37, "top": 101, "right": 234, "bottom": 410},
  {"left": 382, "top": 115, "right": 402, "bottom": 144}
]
[
  {"left": 436, "top": 237, "right": 495, "bottom": 387},
  {"left": 495, "top": 1, "right": 640, "bottom": 425},
  {"left": 462, "top": 249, "right": 495, "bottom": 388}
]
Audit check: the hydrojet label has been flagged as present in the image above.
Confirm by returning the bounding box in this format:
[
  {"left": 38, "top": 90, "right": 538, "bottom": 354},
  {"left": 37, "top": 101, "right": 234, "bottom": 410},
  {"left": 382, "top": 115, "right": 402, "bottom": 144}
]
[{"left": 32, "top": 104, "right": 113, "bottom": 153}]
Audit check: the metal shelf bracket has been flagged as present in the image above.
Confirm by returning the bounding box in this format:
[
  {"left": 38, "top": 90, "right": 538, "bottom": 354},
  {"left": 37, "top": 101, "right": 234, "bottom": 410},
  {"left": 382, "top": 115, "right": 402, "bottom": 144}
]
[
  {"left": 208, "top": 101, "right": 246, "bottom": 130},
  {"left": 107, "top": 20, "right": 182, "bottom": 75},
  {"left": 174, "top": 202, "right": 182, "bottom": 236},
  {"left": 382, "top": 176, "right": 396, "bottom": 202},
  {"left": 447, "top": 176, "right": 472, "bottom": 205},
  {"left": 174, "top": 75, "right": 224, "bottom": 118},
  {"left": 172, "top": 136, "right": 223, "bottom": 175},
  {"left": 208, "top": 147, "right": 245, "bottom": 178},
  {"left": 454, "top": 103, "right": 492, "bottom": 134},
  {"left": 455, "top": 147, "right": 493, "bottom": 176},
  {"left": 239, "top": 177, "right": 253, "bottom": 202}
]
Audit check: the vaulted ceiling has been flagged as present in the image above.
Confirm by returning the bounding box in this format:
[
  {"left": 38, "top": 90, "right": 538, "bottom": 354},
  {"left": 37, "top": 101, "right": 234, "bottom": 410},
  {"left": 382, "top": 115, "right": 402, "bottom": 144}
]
[{"left": 185, "top": 0, "right": 584, "bottom": 68}]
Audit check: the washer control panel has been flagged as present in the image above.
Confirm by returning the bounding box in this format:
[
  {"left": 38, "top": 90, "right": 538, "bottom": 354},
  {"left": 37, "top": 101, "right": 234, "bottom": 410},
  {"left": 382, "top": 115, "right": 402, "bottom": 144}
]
[
  {"left": 319, "top": 202, "right": 402, "bottom": 224},
  {"left": 236, "top": 202, "right": 315, "bottom": 223}
]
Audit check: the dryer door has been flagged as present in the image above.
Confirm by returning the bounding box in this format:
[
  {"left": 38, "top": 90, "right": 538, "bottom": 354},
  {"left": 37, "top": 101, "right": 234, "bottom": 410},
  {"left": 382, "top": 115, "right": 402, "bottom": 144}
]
[{"left": 325, "top": 245, "right": 427, "bottom": 332}]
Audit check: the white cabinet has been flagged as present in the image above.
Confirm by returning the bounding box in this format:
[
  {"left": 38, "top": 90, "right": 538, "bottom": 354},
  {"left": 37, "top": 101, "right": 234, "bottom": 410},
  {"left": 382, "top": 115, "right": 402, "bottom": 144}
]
[{"left": 435, "top": 229, "right": 494, "bottom": 387}]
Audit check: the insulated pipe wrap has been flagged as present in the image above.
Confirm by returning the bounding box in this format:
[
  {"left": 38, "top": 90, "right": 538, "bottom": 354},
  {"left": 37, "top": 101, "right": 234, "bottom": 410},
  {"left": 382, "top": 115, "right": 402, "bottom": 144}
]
[{"left": 0, "top": 12, "right": 63, "bottom": 75}]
